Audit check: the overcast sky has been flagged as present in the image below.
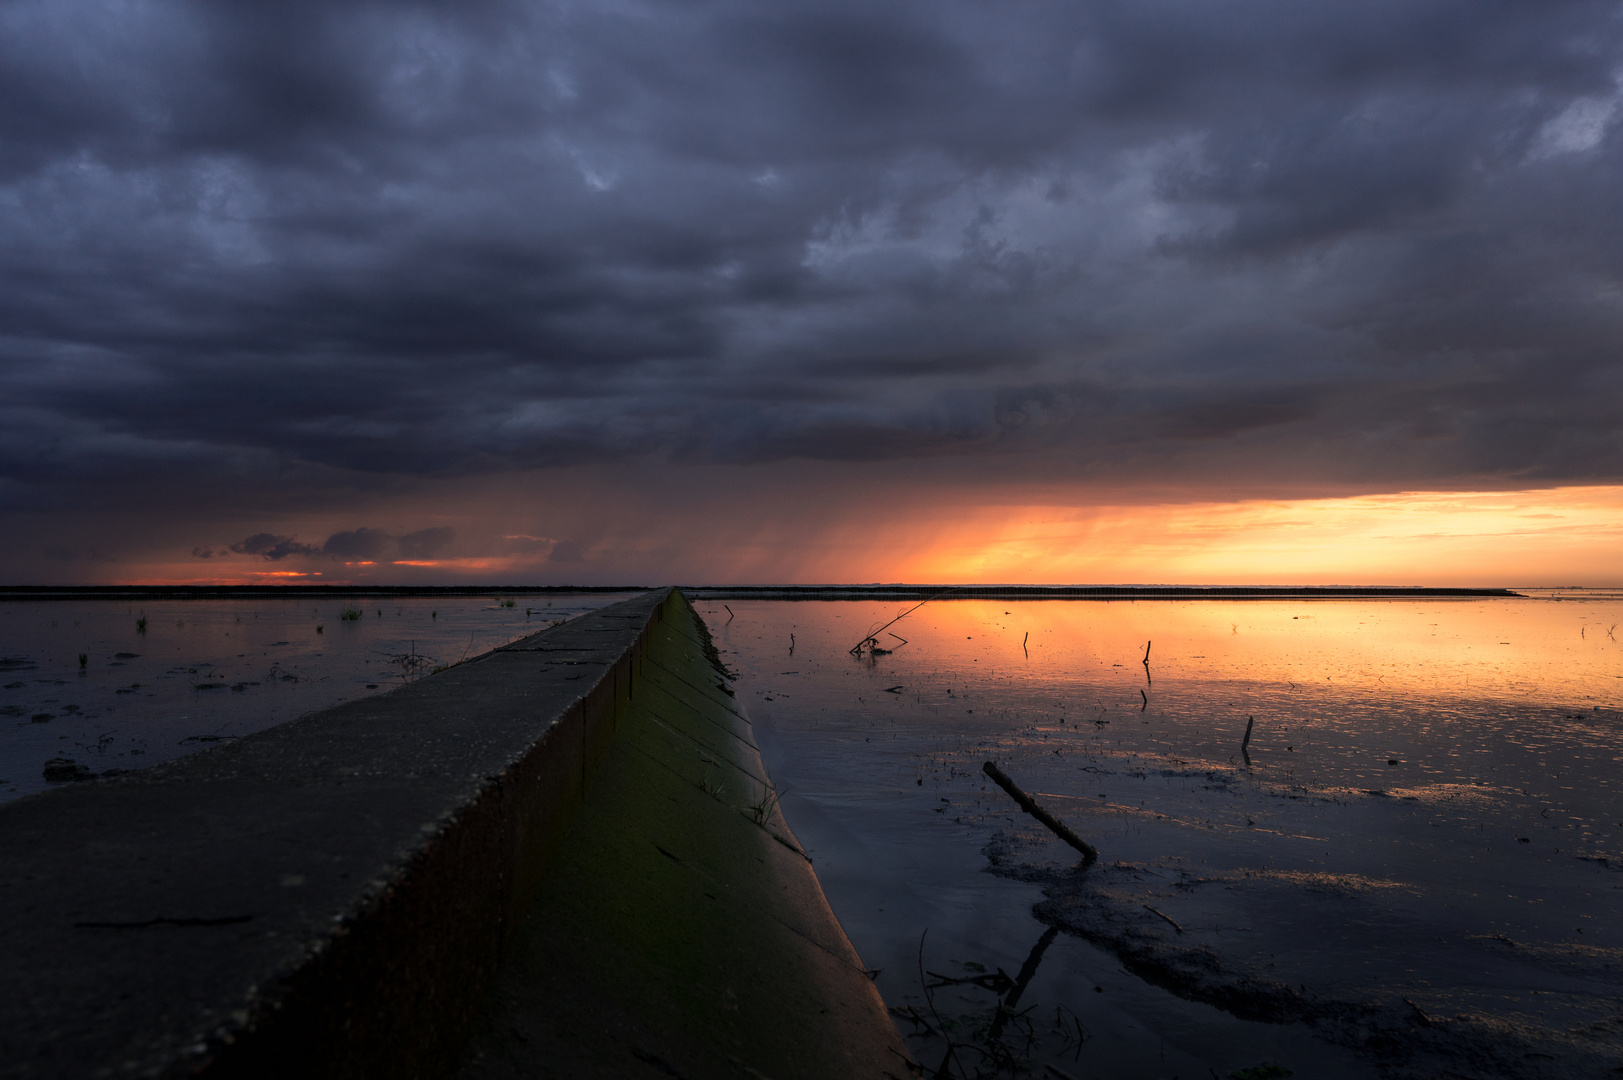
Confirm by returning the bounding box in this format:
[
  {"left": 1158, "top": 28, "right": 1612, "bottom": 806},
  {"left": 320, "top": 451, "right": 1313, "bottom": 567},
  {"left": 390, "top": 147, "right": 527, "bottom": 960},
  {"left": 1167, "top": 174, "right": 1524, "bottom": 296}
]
[{"left": 4, "top": 0, "right": 1622, "bottom": 583}]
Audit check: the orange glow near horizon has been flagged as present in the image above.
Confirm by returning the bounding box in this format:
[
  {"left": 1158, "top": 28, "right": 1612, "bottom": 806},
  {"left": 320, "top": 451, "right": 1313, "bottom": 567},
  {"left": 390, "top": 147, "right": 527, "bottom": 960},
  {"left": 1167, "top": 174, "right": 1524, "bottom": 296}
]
[
  {"left": 872, "top": 486, "right": 1623, "bottom": 587},
  {"left": 389, "top": 558, "right": 527, "bottom": 571},
  {"left": 97, "top": 483, "right": 1623, "bottom": 588}
]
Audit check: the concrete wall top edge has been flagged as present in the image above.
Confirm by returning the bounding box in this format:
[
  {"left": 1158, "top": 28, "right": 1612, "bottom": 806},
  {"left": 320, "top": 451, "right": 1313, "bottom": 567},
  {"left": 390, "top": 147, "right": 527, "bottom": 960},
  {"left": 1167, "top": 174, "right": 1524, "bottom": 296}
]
[{"left": 0, "top": 587, "right": 676, "bottom": 1080}]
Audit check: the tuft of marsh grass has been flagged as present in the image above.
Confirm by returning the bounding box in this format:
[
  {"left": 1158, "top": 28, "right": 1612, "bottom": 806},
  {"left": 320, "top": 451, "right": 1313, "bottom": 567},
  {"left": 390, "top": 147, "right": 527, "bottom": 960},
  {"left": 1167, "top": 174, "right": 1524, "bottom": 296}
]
[
  {"left": 747, "top": 786, "right": 781, "bottom": 826},
  {"left": 698, "top": 768, "right": 727, "bottom": 799},
  {"left": 338, "top": 608, "right": 363, "bottom": 621}
]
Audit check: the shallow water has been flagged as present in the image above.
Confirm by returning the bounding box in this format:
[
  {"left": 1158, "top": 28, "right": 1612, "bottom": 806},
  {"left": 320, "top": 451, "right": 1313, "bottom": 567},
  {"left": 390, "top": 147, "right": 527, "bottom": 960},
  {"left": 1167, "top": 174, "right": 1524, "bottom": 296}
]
[
  {"left": 0, "top": 593, "right": 635, "bottom": 803},
  {"left": 710, "top": 592, "right": 1623, "bottom": 1079},
  {"left": 4, "top": 588, "right": 1619, "bottom": 1075}
]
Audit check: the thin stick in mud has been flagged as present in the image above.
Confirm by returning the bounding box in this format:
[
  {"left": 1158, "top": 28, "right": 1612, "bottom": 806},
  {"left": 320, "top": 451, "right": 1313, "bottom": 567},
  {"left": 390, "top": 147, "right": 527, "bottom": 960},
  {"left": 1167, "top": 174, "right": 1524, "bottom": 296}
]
[
  {"left": 982, "top": 761, "right": 1100, "bottom": 865},
  {"left": 917, "top": 929, "right": 967, "bottom": 1079},
  {"left": 1241, "top": 714, "right": 1255, "bottom": 766},
  {"left": 1143, "top": 904, "right": 1183, "bottom": 933}
]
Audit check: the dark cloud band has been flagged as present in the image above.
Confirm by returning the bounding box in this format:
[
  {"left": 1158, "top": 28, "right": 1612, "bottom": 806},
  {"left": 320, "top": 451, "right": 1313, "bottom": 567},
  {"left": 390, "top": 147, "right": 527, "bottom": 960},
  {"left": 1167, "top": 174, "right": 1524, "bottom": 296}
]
[
  {"left": 216, "top": 527, "right": 455, "bottom": 563},
  {"left": 1, "top": 0, "right": 1620, "bottom": 528}
]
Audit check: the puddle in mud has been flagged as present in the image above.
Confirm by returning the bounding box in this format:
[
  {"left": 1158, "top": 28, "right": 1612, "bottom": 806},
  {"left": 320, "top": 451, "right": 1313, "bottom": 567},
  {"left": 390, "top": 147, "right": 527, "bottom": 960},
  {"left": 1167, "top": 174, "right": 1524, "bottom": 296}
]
[
  {"left": 712, "top": 592, "right": 1623, "bottom": 1079},
  {"left": 0, "top": 593, "right": 635, "bottom": 804}
]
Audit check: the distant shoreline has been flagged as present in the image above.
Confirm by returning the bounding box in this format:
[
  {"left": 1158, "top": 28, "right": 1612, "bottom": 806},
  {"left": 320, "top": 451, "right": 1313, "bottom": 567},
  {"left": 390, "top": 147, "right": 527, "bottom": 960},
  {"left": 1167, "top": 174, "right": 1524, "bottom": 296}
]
[
  {"left": 686, "top": 585, "right": 1521, "bottom": 599},
  {"left": 0, "top": 584, "right": 1520, "bottom": 601},
  {"left": 0, "top": 585, "right": 646, "bottom": 601}
]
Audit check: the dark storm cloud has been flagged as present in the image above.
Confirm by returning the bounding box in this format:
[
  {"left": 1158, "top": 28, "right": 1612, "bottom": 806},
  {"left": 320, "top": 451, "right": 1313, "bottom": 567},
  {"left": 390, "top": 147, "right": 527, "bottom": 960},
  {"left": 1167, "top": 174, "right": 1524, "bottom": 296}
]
[
  {"left": 3, "top": 0, "right": 1623, "bottom": 514},
  {"left": 397, "top": 527, "right": 455, "bottom": 559}
]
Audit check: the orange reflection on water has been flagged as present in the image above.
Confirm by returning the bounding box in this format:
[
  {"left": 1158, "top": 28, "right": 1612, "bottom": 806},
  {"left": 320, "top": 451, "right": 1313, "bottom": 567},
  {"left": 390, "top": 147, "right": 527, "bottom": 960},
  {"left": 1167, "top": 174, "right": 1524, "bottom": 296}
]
[{"left": 814, "top": 592, "right": 1623, "bottom": 709}]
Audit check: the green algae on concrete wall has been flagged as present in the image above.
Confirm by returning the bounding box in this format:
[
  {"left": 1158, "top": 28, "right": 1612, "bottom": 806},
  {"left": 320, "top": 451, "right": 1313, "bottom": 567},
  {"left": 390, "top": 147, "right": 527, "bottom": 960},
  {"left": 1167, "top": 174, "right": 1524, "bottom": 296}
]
[{"left": 456, "top": 591, "right": 910, "bottom": 1080}]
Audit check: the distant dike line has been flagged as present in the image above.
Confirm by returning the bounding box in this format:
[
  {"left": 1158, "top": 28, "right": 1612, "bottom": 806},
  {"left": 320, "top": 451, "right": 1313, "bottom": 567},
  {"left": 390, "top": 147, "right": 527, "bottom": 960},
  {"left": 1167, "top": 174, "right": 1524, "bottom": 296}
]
[{"left": 0, "top": 584, "right": 1520, "bottom": 601}]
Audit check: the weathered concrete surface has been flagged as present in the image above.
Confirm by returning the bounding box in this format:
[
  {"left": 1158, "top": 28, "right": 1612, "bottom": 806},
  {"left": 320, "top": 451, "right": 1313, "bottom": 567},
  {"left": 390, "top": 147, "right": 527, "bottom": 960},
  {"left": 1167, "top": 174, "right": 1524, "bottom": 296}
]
[
  {"left": 0, "top": 588, "right": 905, "bottom": 1080},
  {"left": 0, "top": 589, "right": 672, "bottom": 1079},
  {"left": 455, "top": 595, "right": 912, "bottom": 1080}
]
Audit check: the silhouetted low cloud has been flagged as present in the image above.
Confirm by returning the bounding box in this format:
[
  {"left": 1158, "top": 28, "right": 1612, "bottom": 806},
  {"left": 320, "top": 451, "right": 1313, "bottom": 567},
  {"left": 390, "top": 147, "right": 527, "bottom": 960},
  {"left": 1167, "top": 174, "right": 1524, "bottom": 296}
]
[
  {"left": 212, "top": 526, "right": 454, "bottom": 563},
  {"left": 231, "top": 534, "right": 323, "bottom": 562},
  {"left": 4, "top": 0, "right": 1623, "bottom": 570},
  {"left": 547, "top": 540, "right": 588, "bottom": 564},
  {"left": 322, "top": 528, "right": 391, "bottom": 559}
]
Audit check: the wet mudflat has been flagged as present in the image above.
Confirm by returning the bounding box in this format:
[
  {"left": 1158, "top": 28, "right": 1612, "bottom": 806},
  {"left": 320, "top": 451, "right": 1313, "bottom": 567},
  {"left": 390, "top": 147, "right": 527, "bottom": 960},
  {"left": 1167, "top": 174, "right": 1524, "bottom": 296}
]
[
  {"left": 0, "top": 593, "right": 635, "bottom": 804},
  {"left": 711, "top": 592, "right": 1623, "bottom": 1079}
]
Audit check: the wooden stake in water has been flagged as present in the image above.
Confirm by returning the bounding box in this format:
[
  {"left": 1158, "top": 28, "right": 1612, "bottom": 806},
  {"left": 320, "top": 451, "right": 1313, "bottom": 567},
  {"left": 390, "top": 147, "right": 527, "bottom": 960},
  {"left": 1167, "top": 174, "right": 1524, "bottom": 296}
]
[{"left": 982, "top": 762, "right": 1099, "bottom": 866}]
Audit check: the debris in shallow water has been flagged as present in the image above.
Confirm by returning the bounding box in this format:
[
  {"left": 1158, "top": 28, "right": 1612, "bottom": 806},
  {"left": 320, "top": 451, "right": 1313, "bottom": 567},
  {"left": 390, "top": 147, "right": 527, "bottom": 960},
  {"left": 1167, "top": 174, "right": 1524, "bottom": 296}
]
[
  {"left": 42, "top": 757, "right": 89, "bottom": 782},
  {"left": 1230, "top": 1066, "right": 1292, "bottom": 1080},
  {"left": 1403, "top": 997, "right": 1438, "bottom": 1027}
]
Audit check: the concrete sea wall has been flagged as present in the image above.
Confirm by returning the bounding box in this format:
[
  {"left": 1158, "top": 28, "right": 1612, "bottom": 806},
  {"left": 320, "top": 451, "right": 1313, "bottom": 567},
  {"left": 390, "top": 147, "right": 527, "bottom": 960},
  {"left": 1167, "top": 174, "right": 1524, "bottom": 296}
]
[{"left": 0, "top": 589, "right": 905, "bottom": 1079}]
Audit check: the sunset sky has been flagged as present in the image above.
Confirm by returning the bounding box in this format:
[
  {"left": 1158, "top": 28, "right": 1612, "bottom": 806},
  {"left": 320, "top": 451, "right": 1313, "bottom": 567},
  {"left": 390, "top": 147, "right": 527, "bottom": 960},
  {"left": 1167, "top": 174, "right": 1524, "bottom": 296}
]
[{"left": 4, "top": 0, "right": 1622, "bottom": 586}]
